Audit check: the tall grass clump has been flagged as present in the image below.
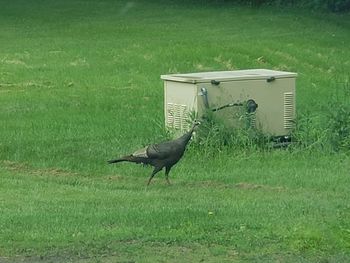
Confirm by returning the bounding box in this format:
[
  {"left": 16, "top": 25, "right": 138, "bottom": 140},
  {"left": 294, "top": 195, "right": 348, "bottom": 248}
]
[
  {"left": 324, "top": 82, "right": 350, "bottom": 150},
  {"left": 293, "top": 81, "right": 350, "bottom": 152},
  {"left": 291, "top": 111, "right": 328, "bottom": 151},
  {"left": 191, "top": 108, "right": 272, "bottom": 155}
]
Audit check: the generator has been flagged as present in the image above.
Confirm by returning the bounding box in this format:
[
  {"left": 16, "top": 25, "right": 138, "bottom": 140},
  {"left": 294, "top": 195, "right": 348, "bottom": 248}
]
[{"left": 161, "top": 69, "right": 297, "bottom": 137}]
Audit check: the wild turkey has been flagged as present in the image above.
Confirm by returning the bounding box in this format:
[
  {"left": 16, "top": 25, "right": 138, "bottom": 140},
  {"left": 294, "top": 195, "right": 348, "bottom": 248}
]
[{"left": 108, "top": 121, "right": 200, "bottom": 185}]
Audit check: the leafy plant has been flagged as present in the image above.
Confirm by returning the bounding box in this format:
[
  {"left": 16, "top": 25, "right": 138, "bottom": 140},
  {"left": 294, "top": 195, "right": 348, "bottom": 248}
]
[
  {"left": 323, "top": 82, "right": 350, "bottom": 151},
  {"left": 191, "top": 106, "right": 271, "bottom": 155},
  {"left": 292, "top": 81, "right": 350, "bottom": 152},
  {"left": 291, "top": 111, "right": 329, "bottom": 151}
]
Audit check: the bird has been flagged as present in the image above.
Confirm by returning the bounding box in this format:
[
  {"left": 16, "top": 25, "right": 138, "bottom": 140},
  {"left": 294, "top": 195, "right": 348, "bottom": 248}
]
[{"left": 108, "top": 121, "right": 200, "bottom": 185}]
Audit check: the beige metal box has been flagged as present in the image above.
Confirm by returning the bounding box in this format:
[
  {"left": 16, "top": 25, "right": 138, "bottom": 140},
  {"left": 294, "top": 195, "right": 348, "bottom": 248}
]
[{"left": 161, "top": 69, "right": 297, "bottom": 137}]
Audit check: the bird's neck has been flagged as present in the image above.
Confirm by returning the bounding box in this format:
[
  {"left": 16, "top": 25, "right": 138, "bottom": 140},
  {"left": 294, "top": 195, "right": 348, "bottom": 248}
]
[{"left": 178, "top": 127, "right": 195, "bottom": 146}]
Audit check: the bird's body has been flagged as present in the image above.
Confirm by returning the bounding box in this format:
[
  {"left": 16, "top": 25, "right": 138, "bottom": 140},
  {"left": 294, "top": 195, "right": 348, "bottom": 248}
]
[{"left": 108, "top": 122, "right": 200, "bottom": 185}]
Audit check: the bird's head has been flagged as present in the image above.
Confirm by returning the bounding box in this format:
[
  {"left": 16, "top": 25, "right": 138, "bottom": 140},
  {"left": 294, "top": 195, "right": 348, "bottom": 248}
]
[{"left": 191, "top": 120, "right": 201, "bottom": 130}]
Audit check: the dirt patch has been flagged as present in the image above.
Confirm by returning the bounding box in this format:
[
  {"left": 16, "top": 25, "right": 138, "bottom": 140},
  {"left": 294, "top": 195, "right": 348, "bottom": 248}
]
[
  {"left": 184, "top": 180, "right": 231, "bottom": 189},
  {"left": 2, "top": 160, "right": 28, "bottom": 172},
  {"left": 0, "top": 241, "right": 239, "bottom": 263},
  {"left": 184, "top": 180, "right": 286, "bottom": 192},
  {"left": 107, "top": 175, "right": 125, "bottom": 181},
  {"left": 235, "top": 182, "right": 285, "bottom": 192},
  {"left": 2, "top": 59, "right": 30, "bottom": 67},
  {"left": 1, "top": 160, "right": 78, "bottom": 177}
]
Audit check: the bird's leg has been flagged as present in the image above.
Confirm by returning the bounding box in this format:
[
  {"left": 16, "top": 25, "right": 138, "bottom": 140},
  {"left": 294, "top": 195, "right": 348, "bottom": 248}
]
[
  {"left": 147, "top": 166, "right": 162, "bottom": 186},
  {"left": 165, "top": 166, "right": 171, "bottom": 185}
]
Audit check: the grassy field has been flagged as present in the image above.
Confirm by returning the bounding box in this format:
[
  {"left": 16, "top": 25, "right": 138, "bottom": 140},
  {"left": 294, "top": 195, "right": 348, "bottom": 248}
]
[{"left": 0, "top": 0, "right": 350, "bottom": 262}]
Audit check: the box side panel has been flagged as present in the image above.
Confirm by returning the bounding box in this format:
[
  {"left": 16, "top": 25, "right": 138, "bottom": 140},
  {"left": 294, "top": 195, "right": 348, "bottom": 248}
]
[
  {"left": 198, "top": 78, "right": 296, "bottom": 136},
  {"left": 164, "top": 81, "right": 197, "bottom": 131}
]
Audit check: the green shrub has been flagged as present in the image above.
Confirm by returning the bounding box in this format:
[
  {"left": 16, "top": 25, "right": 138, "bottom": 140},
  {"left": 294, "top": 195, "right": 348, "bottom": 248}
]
[
  {"left": 192, "top": 108, "right": 271, "bottom": 155},
  {"left": 323, "top": 82, "right": 350, "bottom": 151},
  {"left": 291, "top": 111, "right": 330, "bottom": 151},
  {"left": 218, "top": 0, "right": 350, "bottom": 12}
]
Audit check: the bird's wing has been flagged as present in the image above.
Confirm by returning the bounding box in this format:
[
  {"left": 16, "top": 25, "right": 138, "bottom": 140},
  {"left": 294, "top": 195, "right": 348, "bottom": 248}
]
[
  {"left": 132, "top": 146, "right": 148, "bottom": 158},
  {"left": 146, "top": 141, "right": 179, "bottom": 160}
]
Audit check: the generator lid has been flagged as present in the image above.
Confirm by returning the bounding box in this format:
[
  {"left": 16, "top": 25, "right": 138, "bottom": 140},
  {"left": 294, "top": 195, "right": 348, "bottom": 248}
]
[{"left": 161, "top": 69, "right": 297, "bottom": 84}]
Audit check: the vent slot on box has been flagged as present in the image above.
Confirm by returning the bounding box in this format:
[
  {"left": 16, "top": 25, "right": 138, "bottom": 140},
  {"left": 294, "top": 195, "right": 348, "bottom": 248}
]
[
  {"left": 284, "top": 92, "right": 294, "bottom": 129},
  {"left": 166, "top": 103, "right": 189, "bottom": 130}
]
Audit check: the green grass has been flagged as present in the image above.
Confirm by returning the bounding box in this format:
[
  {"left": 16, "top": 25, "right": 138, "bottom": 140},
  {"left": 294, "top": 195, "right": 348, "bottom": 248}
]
[
  {"left": 0, "top": 0, "right": 350, "bottom": 262},
  {"left": 1, "top": 154, "right": 350, "bottom": 262}
]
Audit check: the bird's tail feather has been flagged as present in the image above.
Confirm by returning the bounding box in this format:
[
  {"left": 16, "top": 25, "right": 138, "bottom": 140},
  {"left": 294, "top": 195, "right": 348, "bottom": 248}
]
[
  {"left": 107, "top": 156, "right": 132, "bottom": 164},
  {"left": 107, "top": 159, "right": 122, "bottom": 164}
]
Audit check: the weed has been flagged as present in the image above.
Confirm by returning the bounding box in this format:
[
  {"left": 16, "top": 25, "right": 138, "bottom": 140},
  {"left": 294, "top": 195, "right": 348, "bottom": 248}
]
[
  {"left": 291, "top": 111, "right": 329, "bottom": 151},
  {"left": 324, "top": 82, "right": 350, "bottom": 151},
  {"left": 191, "top": 107, "right": 271, "bottom": 155},
  {"left": 292, "top": 81, "right": 350, "bottom": 152}
]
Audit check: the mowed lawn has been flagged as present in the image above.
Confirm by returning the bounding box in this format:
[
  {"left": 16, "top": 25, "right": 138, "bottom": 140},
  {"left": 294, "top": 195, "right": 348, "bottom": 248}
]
[{"left": 0, "top": 1, "right": 350, "bottom": 262}]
